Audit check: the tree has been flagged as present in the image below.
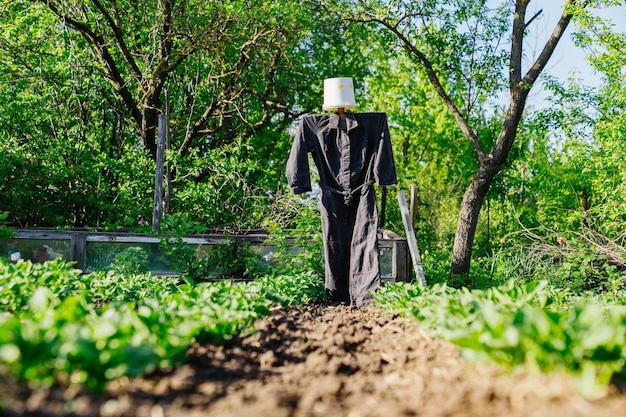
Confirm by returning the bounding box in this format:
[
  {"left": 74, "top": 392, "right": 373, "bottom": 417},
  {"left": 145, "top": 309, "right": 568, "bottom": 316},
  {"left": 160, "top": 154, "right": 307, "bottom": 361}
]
[
  {"left": 0, "top": 3, "right": 154, "bottom": 227},
  {"left": 18, "top": 0, "right": 293, "bottom": 160},
  {"left": 0, "top": 0, "right": 374, "bottom": 228},
  {"left": 529, "top": 4, "right": 626, "bottom": 236},
  {"left": 320, "top": 0, "right": 621, "bottom": 277}
]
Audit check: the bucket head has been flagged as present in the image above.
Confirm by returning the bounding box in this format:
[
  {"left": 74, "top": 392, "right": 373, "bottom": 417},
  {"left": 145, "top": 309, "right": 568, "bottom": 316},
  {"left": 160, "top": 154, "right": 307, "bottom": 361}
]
[{"left": 322, "top": 77, "right": 358, "bottom": 110}]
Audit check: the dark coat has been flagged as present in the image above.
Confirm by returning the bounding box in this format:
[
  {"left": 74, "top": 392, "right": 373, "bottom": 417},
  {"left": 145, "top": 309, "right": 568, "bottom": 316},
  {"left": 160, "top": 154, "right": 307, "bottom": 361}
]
[{"left": 287, "top": 112, "right": 397, "bottom": 305}]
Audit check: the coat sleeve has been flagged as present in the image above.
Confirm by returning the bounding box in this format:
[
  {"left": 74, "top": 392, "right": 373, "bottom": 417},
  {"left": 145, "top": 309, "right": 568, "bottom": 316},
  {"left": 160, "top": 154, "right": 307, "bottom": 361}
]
[
  {"left": 286, "top": 117, "right": 313, "bottom": 194},
  {"left": 374, "top": 114, "right": 398, "bottom": 186}
]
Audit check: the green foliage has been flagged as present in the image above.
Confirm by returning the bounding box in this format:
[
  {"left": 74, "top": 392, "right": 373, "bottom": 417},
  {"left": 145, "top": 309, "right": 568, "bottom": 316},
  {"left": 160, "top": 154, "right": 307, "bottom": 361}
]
[
  {"left": 0, "top": 1, "right": 155, "bottom": 227},
  {"left": 265, "top": 201, "right": 325, "bottom": 277},
  {"left": 551, "top": 244, "right": 623, "bottom": 294},
  {"left": 107, "top": 247, "right": 150, "bottom": 276},
  {"left": 447, "top": 226, "right": 626, "bottom": 298},
  {"left": 359, "top": 53, "right": 471, "bottom": 245},
  {"left": 374, "top": 279, "right": 626, "bottom": 397},
  {"left": 87, "top": 271, "right": 179, "bottom": 305},
  {"left": 159, "top": 236, "right": 270, "bottom": 282},
  {"left": 159, "top": 237, "right": 213, "bottom": 283},
  {"left": 166, "top": 141, "right": 277, "bottom": 230},
  {"left": 519, "top": 2, "right": 626, "bottom": 243},
  {"left": 0, "top": 0, "right": 625, "bottom": 293},
  {"left": 205, "top": 240, "right": 259, "bottom": 279},
  {"left": 0, "top": 259, "right": 322, "bottom": 392},
  {"left": 0, "top": 0, "right": 375, "bottom": 232},
  {"left": 0, "top": 258, "right": 88, "bottom": 312},
  {"left": 336, "top": 0, "right": 513, "bottom": 116},
  {"left": 415, "top": 247, "right": 453, "bottom": 287},
  {"left": 0, "top": 213, "right": 13, "bottom": 240},
  {"left": 0, "top": 256, "right": 179, "bottom": 308},
  {"left": 253, "top": 271, "right": 325, "bottom": 307},
  {"left": 523, "top": 231, "right": 626, "bottom": 296}
]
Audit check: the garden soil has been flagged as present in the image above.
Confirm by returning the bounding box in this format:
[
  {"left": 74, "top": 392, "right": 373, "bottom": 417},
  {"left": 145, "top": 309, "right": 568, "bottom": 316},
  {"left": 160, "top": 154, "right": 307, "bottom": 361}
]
[{"left": 4, "top": 303, "right": 626, "bottom": 417}]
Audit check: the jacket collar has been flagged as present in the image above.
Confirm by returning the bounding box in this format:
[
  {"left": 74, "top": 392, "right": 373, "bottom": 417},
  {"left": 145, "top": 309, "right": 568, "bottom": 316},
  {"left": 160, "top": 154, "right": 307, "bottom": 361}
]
[{"left": 328, "top": 112, "right": 359, "bottom": 131}]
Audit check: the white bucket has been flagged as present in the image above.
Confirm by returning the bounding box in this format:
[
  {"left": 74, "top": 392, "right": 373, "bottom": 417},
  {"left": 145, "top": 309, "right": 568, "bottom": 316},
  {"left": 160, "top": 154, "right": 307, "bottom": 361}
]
[{"left": 322, "top": 77, "right": 358, "bottom": 110}]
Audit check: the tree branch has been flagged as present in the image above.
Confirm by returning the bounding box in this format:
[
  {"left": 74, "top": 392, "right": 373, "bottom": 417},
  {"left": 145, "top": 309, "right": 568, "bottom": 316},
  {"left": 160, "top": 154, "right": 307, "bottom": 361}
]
[
  {"left": 377, "top": 19, "right": 487, "bottom": 163},
  {"left": 494, "top": 1, "right": 584, "bottom": 169},
  {"left": 91, "top": 0, "right": 144, "bottom": 87},
  {"left": 525, "top": 9, "right": 543, "bottom": 29},
  {"left": 509, "top": 0, "right": 527, "bottom": 88},
  {"left": 522, "top": 4, "right": 575, "bottom": 87},
  {"left": 41, "top": 1, "right": 143, "bottom": 130}
]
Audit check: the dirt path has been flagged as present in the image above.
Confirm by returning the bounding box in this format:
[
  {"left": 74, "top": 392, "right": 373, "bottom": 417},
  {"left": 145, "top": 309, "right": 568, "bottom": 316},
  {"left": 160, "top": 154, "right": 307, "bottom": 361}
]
[{"left": 4, "top": 304, "right": 626, "bottom": 416}]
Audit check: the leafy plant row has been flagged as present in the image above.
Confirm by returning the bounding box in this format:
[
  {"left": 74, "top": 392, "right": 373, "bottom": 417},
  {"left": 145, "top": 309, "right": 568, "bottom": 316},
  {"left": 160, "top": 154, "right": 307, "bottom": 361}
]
[
  {"left": 0, "top": 259, "right": 323, "bottom": 392},
  {"left": 373, "top": 279, "right": 626, "bottom": 398}
]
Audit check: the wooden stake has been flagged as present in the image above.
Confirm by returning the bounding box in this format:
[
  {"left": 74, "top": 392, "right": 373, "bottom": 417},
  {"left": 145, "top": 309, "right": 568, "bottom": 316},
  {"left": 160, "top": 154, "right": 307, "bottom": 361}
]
[
  {"left": 398, "top": 190, "right": 427, "bottom": 286},
  {"left": 410, "top": 184, "right": 418, "bottom": 227}
]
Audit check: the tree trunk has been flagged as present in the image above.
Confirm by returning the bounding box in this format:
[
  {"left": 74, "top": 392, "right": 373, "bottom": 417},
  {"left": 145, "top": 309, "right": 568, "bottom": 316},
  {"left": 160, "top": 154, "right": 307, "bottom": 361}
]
[
  {"left": 450, "top": 166, "right": 497, "bottom": 276},
  {"left": 142, "top": 106, "right": 159, "bottom": 159},
  {"left": 450, "top": 86, "right": 531, "bottom": 276}
]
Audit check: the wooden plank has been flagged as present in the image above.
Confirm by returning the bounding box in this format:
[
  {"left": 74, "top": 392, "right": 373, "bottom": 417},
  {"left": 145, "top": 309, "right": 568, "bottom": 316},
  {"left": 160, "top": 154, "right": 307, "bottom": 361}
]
[
  {"left": 397, "top": 190, "right": 427, "bottom": 287},
  {"left": 13, "top": 230, "right": 73, "bottom": 240},
  {"left": 71, "top": 233, "right": 87, "bottom": 270},
  {"left": 85, "top": 235, "right": 163, "bottom": 244},
  {"left": 410, "top": 184, "right": 418, "bottom": 227}
]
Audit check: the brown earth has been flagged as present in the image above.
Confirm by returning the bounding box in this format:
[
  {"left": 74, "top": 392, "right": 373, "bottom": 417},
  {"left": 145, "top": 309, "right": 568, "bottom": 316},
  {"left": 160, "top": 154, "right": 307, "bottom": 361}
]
[{"left": 3, "top": 303, "right": 626, "bottom": 417}]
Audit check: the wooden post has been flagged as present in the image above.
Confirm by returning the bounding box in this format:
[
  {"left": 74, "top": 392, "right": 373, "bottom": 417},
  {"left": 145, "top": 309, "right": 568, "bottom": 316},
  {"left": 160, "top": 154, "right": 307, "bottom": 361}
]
[
  {"left": 152, "top": 113, "right": 168, "bottom": 234},
  {"left": 70, "top": 232, "right": 87, "bottom": 271},
  {"left": 410, "top": 184, "right": 418, "bottom": 227},
  {"left": 398, "top": 190, "right": 427, "bottom": 287},
  {"left": 380, "top": 186, "right": 387, "bottom": 230}
]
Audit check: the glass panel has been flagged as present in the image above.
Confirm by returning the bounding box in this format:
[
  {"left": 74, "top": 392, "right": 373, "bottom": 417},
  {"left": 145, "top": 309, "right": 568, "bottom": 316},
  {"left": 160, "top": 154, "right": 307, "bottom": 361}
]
[
  {"left": 85, "top": 242, "right": 176, "bottom": 274},
  {"left": 0, "top": 239, "right": 70, "bottom": 264},
  {"left": 379, "top": 245, "right": 393, "bottom": 278},
  {"left": 2, "top": 234, "right": 404, "bottom": 283}
]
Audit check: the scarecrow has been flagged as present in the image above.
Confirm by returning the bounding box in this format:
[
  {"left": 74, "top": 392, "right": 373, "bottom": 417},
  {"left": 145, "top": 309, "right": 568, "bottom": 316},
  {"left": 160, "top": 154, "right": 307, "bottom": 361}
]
[{"left": 286, "top": 77, "right": 397, "bottom": 306}]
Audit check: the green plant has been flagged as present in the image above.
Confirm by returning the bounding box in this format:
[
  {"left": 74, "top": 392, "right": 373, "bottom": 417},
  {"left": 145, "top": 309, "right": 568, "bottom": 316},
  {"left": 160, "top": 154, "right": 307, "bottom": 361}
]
[
  {"left": 107, "top": 247, "right": 150, "bottom": 276},
  {"left": 0, "top": 258, "right": 88, "bottom": 312},
  {"left": 0, "top": 212, "right": 13, "bottom": 240},
  {"left": 206, "top": 239, "right": 260, "bottom": 279},
  {"left": 0, "top": 260, "right": 323, "bottom": 392},
  {"left": 160, "top": 236, "right": 212, "bottom": 283},
  {"left": 254, "top": 271, "right": 325, "bottom": 306},
  {"left": 163, "top": 236, "right": 274, "bottom": 282},
  {"left": 502, "top": 228, "right": 626, "bottom": 295},
  {"left": 373, "top": 279, "right": 626, "bottom": 398},
  {"left": 87, "top": 271, "right": 179, "bottom": 304},
  {"left": 265, "top": 204, "right": 325, "bottom": 277},
  {"left": 553, "top": 244, "right": 626, "bottom": 294}
]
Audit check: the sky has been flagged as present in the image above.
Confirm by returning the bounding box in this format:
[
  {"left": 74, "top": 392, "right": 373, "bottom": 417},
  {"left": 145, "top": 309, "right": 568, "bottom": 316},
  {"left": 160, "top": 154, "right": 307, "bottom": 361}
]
[{"left": 519, "top": 2, "right": 626, "bottom": 108}]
